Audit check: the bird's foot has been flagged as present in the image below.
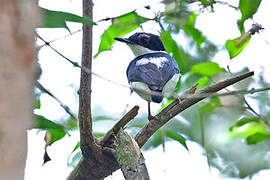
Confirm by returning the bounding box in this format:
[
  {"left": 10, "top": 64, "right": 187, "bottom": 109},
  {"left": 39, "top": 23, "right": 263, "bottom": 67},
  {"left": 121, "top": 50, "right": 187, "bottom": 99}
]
[{"left": 148, "top": 114, "right": 157, "bottom": 121}]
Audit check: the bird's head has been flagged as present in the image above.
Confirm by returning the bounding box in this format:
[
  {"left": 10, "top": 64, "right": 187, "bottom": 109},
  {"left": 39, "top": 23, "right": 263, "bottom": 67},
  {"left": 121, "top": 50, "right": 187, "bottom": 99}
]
[{"left": 114, "top": 32, "right": 165, "bottom": 57}]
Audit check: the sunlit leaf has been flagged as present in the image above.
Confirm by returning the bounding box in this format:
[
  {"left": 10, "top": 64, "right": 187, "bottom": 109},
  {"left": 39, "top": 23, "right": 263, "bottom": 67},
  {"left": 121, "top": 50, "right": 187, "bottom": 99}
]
[
  {"left": 229, "top": 117, "right": 260, "bottom": 131},
  {"left": 40, "top": 7, "right": 96, "bottom": 30},
  {"left": 195, "top": 76, "right": 209, "bottom": 89},
  {"left": 238, "top": 0, "right": 262, "bottom": 33},
  {"left": 202, "top": 97, "right": 220, "bottom": 111},
  {"left": 191, "top": 62, "right": 225, "bottom": 76},
  {"left": 230, "top": 118, "right": 270, "bottom": 144},
  {"left": 225, "top": 33, "right": 251, "bottom": 59},
  {"left": 95, "top": 11, "right": 150, "bottom": 58}
]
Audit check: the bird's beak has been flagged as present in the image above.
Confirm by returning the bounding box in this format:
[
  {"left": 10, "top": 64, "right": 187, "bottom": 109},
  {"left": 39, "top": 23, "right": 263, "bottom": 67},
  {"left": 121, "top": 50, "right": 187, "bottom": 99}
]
[{"left": 114, "top": 37, "right": 134, "bottom": 44}]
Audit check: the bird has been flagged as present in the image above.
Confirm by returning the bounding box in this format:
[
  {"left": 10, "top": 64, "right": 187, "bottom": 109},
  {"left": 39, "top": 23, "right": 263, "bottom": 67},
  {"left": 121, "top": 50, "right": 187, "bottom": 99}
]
[{"left": 114, "top": 32, "right": 180, "bottom": 121}]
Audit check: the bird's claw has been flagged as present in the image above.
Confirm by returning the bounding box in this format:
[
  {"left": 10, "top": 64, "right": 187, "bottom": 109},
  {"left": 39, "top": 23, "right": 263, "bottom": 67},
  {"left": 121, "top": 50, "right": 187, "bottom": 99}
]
[{"left": 148, "top": 115, "right": 157, "bottom": 121}]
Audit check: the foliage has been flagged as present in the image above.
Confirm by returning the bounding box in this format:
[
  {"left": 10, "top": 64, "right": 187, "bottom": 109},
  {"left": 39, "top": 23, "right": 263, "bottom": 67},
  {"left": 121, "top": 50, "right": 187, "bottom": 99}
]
[
  {"left": 40, "top": 7, "right": 96, "bottom": 31},
  {"left": 94, "top": 11, "right": 150, "bottom": 57},
  {"left": 36, "top": 0, "right": 269, "bottom": 179},
  {"left": 225, "top": 33, "right": 251, "bottom": 59},
  {"left": 238, "top": 0, "right": 262, "bottom": 34}
]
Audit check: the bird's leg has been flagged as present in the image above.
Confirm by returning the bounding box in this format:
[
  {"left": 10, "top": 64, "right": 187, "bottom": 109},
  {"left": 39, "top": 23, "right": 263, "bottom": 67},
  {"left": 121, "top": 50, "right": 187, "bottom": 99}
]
[{"left": 148, "top": 102, "right": 157, "bottom": 121}]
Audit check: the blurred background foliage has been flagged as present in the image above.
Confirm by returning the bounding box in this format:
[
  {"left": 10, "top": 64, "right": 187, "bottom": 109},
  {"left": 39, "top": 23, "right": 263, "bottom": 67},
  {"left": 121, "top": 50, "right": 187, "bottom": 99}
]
[{"left": 35, "top": 0, "right": 270, "bottom": 179}]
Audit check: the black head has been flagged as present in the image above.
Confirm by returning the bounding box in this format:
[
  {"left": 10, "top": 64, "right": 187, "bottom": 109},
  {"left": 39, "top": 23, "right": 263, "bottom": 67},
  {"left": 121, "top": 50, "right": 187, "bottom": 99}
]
[{"left": 114, "top": 32, "right": 165, "bottom": 51}]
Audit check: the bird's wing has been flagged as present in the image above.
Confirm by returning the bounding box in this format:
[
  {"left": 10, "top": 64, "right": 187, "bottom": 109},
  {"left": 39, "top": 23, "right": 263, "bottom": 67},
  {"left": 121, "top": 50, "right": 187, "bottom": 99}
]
[{"left": 126, "top": 52, "right": 180, "bottom": 91}]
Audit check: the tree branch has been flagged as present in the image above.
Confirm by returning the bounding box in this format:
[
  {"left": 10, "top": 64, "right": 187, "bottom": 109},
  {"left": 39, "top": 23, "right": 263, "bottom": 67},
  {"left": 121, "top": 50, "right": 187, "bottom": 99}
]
[
  {"left": 100, "top": 106, "right": 139, "bottom": 146},
  {"left": 78, "top": 0, "right": 99, "bottom": 157},
  {"left": 68, "top": 1, "right": 119, "bottom": 179},
  {"left": 135, "top": 71, "right": 255, "bottom": 147},
  {"left": 116, "top": 129, "right": 150, "bottom": 180}
]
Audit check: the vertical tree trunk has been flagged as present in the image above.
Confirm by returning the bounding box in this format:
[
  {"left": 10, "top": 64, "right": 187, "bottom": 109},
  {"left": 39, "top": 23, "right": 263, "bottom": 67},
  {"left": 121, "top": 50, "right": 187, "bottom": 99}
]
[
  {"left": 0, "top": 0, "right": 39, "bottom": 179},
  {"left": 68, "top": 1, "right": 119, "bottom": 179}
]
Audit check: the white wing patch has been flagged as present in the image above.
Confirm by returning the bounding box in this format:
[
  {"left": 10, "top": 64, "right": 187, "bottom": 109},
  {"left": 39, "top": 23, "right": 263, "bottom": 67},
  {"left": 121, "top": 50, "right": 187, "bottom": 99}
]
[
  {"left": 136, "top": 57, "right": 168, "bottom": 68},
  {"left": 162, "top": 73, "right": 180, "bottom": 97}
]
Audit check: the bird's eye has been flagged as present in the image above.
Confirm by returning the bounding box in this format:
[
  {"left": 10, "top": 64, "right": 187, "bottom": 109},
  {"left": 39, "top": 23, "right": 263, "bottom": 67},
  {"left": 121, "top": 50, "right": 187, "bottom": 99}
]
[{"left": 138, "top": 34, "right": 150, "bottom": 45}]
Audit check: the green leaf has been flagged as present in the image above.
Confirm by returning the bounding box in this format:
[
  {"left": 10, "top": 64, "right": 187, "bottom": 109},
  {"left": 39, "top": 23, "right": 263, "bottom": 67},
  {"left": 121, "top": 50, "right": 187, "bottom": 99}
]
[
  {"left": 40, "top": 7, "right": 96, "bottom": 30},
  {"left": 195, "top": 76, "right": 210, "bottom": 89},
  {"left": 93, "top": 115, "right": 114, "bottom": 121},
  {"left": 71, "top": 142, "right": 80, "bottom": 153},
  {"left": 230, "top": 117, "right": 270, "bottom": 144},
  {"left": 94, "top": 11, "right": 150, "bottom": 57},
  {"left": 230, "top": 118, "right": 270, "bottom": 142},
  {"left": 225, "top": 33, "right": 251, "bottom": 59},
  {"left": 35, "top": 115, "right": 66, "bottom": 145},
  {"left": 142, "top": 130, "right": 163, "bottom": 150},
  {"left": 34, "top": 114, "right": 65, "bottom": 130},
  {"left": 65, "top": 117, "right": 78, "bottom": 130},
  {"left": 182, "top": 12, "right": 206, "bottom": 50},
  {"left": 202, "top": 97, "right": 220, "bottom": 111},
  {"left": 246, "top": 133, "right": 270, "bottom": 145},
  {"left": 34, "top": 97, "right": 41, "bottom": 109},
  {"left": 238, "top": 0, "right": 262, "bottom": 33},
  {"left": 160, "top": 31, "right": 184, "bottom": 73},
  {"left": 229, "top": 117, "right": 260, "bottom": 131},
  {"left": 191, "top": 62, "right": 225, "bottom": 76},
  {"left": 166, "top": 131, "right": 188, "bottom": 150},
  {"left": 46, "top": 129, "right": 66, "bottom": 146}
]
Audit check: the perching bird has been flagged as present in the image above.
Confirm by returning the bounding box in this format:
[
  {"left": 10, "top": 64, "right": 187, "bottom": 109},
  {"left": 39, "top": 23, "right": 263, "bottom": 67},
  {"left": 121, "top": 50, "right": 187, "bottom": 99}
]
[{"left": 115, "top": 32, "right": 180, "bottom": 120}]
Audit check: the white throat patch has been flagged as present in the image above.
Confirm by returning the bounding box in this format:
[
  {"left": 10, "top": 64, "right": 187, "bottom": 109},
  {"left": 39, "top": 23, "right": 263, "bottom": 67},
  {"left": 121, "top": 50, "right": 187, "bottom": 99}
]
[{"left": 128, "top": 44, "right": 160, "bottom": 57}]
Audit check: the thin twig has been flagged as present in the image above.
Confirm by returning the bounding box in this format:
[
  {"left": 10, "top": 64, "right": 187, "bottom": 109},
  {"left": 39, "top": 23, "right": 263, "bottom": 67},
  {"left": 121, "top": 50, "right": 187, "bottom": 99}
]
[
  {"left": 100, "top": 106, "right": 139, "bottom": 146},
  {"left": 180, "top": 86, "right": 270, "bottom": 99},
  {"left": 226, "top": 66, "right": 269, "bottom": 125},
  {"left": 215, "top": 1, "right": 238, "bottom": 10},
  {"left": 47, "top": 29, "right": 82, "bottom": 44},
  {"left": 243, "top": 98, "right": 270, "bottom": 125},
  {"left": 36, "top": 81, "right": 78, "bottom": 121}
]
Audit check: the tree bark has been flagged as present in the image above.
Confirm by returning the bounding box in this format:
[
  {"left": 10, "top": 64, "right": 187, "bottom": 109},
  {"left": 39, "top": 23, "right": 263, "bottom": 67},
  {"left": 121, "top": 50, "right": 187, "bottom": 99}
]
[
  {"left": 0, "top": 0, "right": 39, "bottom": 179},
  {"left": 68, "top": 0, "right": 119, "bottom": 179}
]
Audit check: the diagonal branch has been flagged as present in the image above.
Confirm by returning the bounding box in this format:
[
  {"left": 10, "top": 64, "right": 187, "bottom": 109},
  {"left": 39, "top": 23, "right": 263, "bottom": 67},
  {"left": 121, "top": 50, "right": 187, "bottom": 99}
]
[
  {"left": 135, "top": 71, "right": 254, "bottom": 147},
  {"left": 100, "top": 106, "right": 139, "bottom": 146}
]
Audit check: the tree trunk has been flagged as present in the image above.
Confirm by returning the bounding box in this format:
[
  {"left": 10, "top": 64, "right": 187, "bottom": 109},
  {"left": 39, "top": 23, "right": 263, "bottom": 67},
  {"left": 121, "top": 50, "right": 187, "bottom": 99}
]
[{"left": 0, "top": 0, "right": 39, "bottom": 179}]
